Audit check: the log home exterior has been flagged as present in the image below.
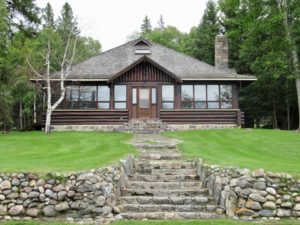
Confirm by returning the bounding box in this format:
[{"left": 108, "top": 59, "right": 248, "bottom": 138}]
[{"left": 35, "top": 36, "right": 256, "bottom": 130}]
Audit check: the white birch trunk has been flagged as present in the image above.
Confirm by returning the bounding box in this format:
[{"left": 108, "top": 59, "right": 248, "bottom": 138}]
[{"left": 279, "top": 0, "right": 300, "bottom": 129}]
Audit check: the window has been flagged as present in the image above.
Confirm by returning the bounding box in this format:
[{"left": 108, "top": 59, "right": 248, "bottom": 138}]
[
  {"left": 180, "top": 84, "right": 233, "bottom": 109},
  {"left": 139, "top": 88, "right": 149, "bottom": 108},
  {"left": 162, "top": 85, "right": 174, "bottom": 109},
  {"left": 114, "top": 85, "right": 127, "bottom": 109},
  {"left": 65, "top": 85, "right": 111, "bottom": 109},
  {"left": 152, "top": 88, "right": 157, "bottom": 104},
  {"left": 132, "top": 88, "right": 137, "bottom": 104},
  {"left": 98, "top": 86, "right": 110, "bottom": 109}
]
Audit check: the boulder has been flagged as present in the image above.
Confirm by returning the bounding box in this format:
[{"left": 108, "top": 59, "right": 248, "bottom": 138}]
[
  {"left": 8, "top": 205, "right": 24, "bottom": 216},
  {"left": 295, "top": 196, "right": 300, "bottom": 203},
  {"left": 258, "top": 209, "right": 274, "bottom": 217},
  {"left": 293, "top": 204, "right": 300, "bottom": 211},
  {"left": 57, "top": 191, "right": 67, "bottom": 201},
  {"left": 225, "top": 190, "right": 237, "bottom": 217},
  {"left": 0, "top": 205, "right": 7, "bottom": 215},
  {"left": 28, "top": 191, "right": 40, "bottom": 198},
  {"left": 26, "top": 208, "right": 39, "bottom": 217},
  {"left": 252, "top": 169, "right": 265, "bottom": 178},
  {"left": 0, "top": 180, "right": 11, "bottom": 190},
  {"left": 277, "top": 208, "right": 291, "bottom": 217},
  {"left": 55, "top": 202, "right": 69, "bottom": 211},
  {"left": 281, "top": 202, "right": 292, "bottom": 208},
  {"left": 53, "top": 184, "right": 65, "bottom": 192},
  {"left": 253, "top": 182, "right": 266, "bottom": 190},
  {"left": 45, "top": 189, "right": 53, "bottom": 198},
  {"left": 43, "top": 205, "right": 57, "bottom": 217},
  {"left": 249, "top": 194, "right": 266, "bottom": 203},
  {"left": 263, "top": 201, "right": 277, "bottom": 210},
  {"left": 236, "top": 208, "right": 256, "bottom": 216},
  {"left": 266, "top": 187, "right": 276, "bottom": 195},
  {"left": 95, "top": 196, "right": 106, "bottom": 206},
  {"left": 102, "top": 206, "right": 112, "bottom": 216},
  {"left": 245, "top": 200, "right": 261, "bottom": 211}
]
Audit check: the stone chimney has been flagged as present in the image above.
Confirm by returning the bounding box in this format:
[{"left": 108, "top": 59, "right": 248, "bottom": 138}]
[{"left": 215, "top": 35, "right": 228, "bottom": 70}]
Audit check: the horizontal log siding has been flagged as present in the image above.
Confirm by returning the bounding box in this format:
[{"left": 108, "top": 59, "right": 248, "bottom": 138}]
[
  {"left": 42, "top": 110, "right": 128, "bottom": 125},
  {"left": 160, "top": 109, "right": 244, "bottom": 125}
]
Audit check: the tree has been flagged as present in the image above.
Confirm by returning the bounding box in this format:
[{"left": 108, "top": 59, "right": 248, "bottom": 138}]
[
  {"left": 43, "top": 2, "right": 55, "bottom": 29},
  {"left": 145, "top": 26, "right": 189, "bottom": 53},
  {"left": 75, "top": 36, "right": 101, "bottom": 63},
  {"left": 27, "top": 27, "right": 78, "bottom": 133},
  {"left": 56, "top": 2, "right": 79, "bottom": 43},
  {"left": 277, "top": 0, "right": 300, "bottom": 129},
  {"left": 141, "top": 15, "right": 152, "bottom": 34},
  {"left": 157, "top": 15, "right": 165, "bottom": 30},
  {"left": 188, "top": 0, "right": 220, "bottom": 65}
]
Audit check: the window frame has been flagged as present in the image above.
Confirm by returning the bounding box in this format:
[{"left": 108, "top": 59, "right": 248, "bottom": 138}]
[{"left": 97, "top": 85, "right": 111, "bottom": 109}]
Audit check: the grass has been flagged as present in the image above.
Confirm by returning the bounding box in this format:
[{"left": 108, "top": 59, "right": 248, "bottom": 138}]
[
  {"left": 163, "top": 129, "right": 300, "bottom": 176},
  {"left": 0, "top": 131, "right": 136, "bottom": 173},
  {"left": 1, "top": 219, "right": 300, "bottom": 225}
]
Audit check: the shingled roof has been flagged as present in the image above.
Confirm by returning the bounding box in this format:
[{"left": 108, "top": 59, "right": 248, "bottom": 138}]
[{"left": 52, "top": 38, "right": 256, "bottom": 81}]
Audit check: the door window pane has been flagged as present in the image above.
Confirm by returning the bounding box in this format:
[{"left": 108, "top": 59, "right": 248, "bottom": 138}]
[
  {"left": 181, "top": 85, "right": 193, "bottom": 101},
  {"left": 207, "top": 85, "right": 219, "bottom": 101},
  {"left": 152, "top": 88, "right": 157, "bottom": 104},
  {"left": 132, "top": 88, "right": 137, "bottom": 104},
  {"left": 195, "top": 85, "right": 206, "bottom": 101},
  {"left": 139, "top": 89, "right": 149, "bottom": 108},
  {"left": 114, "top": 85, "right": 126, "bottom": 101},
  {"left": 162, "top": 85, "right": 174, "bottom": 101},
  {"left": 98, "top": 86, "right": 110, "bottom": 101}
]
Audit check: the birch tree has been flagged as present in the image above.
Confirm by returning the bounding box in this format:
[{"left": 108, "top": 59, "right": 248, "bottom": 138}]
[
  {"left": 27, "top": 27, "right": 77, "bottom": 133},
  {"left": 277, "top": 0, "right": 300, "bottom": 130}
]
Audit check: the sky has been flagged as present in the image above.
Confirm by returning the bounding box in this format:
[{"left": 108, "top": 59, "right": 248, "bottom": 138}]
[{"left": 35, "top": 0, "right": 207, "bottom": 51}]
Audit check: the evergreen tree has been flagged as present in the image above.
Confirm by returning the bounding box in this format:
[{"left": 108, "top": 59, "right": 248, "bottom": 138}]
[
  {"left": 157, "top": 15, "right": 165, "bottom": 30},
  {"left": 56, "top": 2, "right": 79, "bottom": 42},
  {"left": 141, "top": 15, "right": 152, "bottom": 34},
  {"left": 43, "top": 2, "right": 55, "bottom": 29},
  {"left": 188, "top": 0, "right": 220, "bottom": 65}
]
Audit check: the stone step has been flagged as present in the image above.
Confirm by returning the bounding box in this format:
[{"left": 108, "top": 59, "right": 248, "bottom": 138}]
[
  {"left": 135, "top": 144, "right": 177, "bottom": 150},
  {"left": 122, "top": 188, "right": 208, "bottom": 197},
  {"left": 119, "top": 196, "right": 213, "bottom": 205},
  {"left": 127, "top": 181, "right": 202, "bottom": 189},
  {"left": 120, "top": 212, "right": 226, "bottom": 220},
  {"left": 131, "top": 174, "right": 199, "bottom": 182},
  {"left": 135, "top": 160, "right": 195, "bottom": 170},
  {"left": 120, "top": 204, "right": 218, "bottom": 213},
  {"left": 139, "top": 152, "right": 182, "bottom": 160},
  {"left": 151, "top": 168, "right": 196, "bottom": 175}
]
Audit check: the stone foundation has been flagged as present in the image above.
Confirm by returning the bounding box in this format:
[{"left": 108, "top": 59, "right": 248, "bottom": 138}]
[
  {"left": 166, "top": 124, "right": 239, "bottom": 131},
  {"left": 50, "top": 125, "right": 123, "bottom": 132}
]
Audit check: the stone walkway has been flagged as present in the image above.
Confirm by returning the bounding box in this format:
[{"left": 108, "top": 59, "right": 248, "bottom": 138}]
[{"left": 118, "top": 133, "right": 225, "bottom": 220}]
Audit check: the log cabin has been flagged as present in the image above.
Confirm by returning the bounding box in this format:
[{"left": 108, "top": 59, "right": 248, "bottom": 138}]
[{"left": 33, "top": 36, "right": 256, "bottom": 131}]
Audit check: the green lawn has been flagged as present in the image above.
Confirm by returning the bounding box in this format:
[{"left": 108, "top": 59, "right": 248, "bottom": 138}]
[
  {"left": 163, "top": 129, "right": 300, "bottom": 176},
  {"left": 1, "top": 219, "right": 300, "bottom": 225},
  {"left": 0, "top": 131, "right": 135, "bottom": 173}
]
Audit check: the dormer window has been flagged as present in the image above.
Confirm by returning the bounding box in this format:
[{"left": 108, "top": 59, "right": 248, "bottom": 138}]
[{"left": 134, "top": 49, "right": 151, "bottom": 55}]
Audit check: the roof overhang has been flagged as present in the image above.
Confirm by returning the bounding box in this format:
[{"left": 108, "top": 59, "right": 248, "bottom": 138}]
[
  {"left": 30, "top": 78, "right": 109, "bottom": 82},
  {"left": 181, "top": 77, "right": 257, "bottom": 81},
  {"left": 108, "top": 56, "right": 182, "bottom": 83}
]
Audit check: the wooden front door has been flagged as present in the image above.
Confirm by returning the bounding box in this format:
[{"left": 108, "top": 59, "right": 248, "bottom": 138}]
[{"left": 138, "top": 88, "right": 151, "bottom": 118}]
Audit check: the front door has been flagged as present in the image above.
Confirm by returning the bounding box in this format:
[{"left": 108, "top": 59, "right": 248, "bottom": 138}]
[{"left": 138, "top": 88, "right": 151, "bottom": 118}]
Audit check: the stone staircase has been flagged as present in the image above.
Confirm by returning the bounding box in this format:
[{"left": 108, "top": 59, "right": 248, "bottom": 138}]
[
  {"left": 119, "top": 119, "right": 166, "bottom": 134},
  {"left": 118, "top": 138, "right": 225, "bottom": 220}
]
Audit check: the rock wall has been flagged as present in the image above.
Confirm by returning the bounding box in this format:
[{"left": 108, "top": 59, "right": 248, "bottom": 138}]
[
  {"left": 0, "top": 163, "right": 130, "bottom": 224},
  {"left": 196, "top": 158, "right": 300, "bottom": 221}
]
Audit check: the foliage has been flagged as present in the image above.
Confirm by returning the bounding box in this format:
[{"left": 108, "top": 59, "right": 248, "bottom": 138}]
[
  {"left": 164, "top": 129, "right": 300, "bottom": 176},
  {"left": 0, "top": 131, "right": 136, "bottom": 173},
  {"left": 188, "top": 0, "right": 220, "bottom": 65},
  {"left": 145, "top": 26, "right": 189, "bottom": 53},
  {"left": 141, "top": 15, "right": 152, "bottom": 34}
]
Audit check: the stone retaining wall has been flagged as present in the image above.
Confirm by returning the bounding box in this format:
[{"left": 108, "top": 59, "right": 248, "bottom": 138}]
[
  {"left": 0, "top": 161, "right": 133, "bottom": 224},
  {"left": 196, "top": 158, "right": 300, "bottom": 221}
]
